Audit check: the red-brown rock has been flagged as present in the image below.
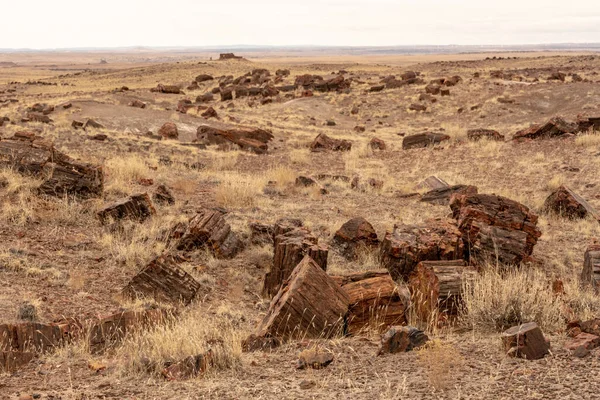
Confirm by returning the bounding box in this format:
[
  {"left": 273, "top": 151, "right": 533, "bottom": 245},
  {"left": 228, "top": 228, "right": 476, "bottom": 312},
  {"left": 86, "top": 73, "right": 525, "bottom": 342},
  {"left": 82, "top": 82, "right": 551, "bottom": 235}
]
[{"left": 158, "top": 122, "right": 178, "bottom": 139}]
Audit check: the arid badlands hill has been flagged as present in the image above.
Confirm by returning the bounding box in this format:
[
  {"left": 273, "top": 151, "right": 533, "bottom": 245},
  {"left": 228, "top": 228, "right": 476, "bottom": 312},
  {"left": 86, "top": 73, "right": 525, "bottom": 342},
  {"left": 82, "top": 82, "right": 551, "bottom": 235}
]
[{"left": 0, "top": 51, "right": 600, "bottom": 399}]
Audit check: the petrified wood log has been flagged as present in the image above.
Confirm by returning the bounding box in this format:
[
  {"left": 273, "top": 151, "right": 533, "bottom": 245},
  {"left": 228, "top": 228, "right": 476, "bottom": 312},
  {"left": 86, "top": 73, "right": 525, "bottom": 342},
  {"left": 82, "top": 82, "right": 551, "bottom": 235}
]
[
  {"left": 408, "top": 260, "right": 476, "bottom": 322},
  {"left": 450, "top": 193, "right": 541, "bottom": 265},
  {"left": 543, "top": 186, "right": 599, "bottom": 220},
  {"left": 339, "top": 273, "right": 410, "bottom": 334},
  {"left": 582, "top": 242, "right": 600, "bottom": 289},
  {"left": 420, "top": 185, "right": 478, "bottom": 206},
  {"left": 380, "top": 219, "right": 464, "bottom": 281},
  {"left": 0, "top": 134, "right": 103, "bottom": 198},
  {"left": 501, "top": 322, "right": 550, "bottom": 360},
  {"left": 402, "top": 132, "right": 450, "bottom": 150},
  {"left": 122, "top": 256, "right": 200, "bottom": 306},
  {"left": 331, "top": 217, "right": 379, "bottom": 259},
  {"left": 263, "top": 227, "right": 328, "bottom": 297},
  {"left": 257, "top": 256, "right": 349, "bottom": 340},
  {"left": 97, "top": 193, "right": 156, "bottom": 224},
  {"left": 309, "top": 133, "right": 352, "bottom": 152},
  {"left": 172, "top": 208, "right": 244, "bottom": 259}
]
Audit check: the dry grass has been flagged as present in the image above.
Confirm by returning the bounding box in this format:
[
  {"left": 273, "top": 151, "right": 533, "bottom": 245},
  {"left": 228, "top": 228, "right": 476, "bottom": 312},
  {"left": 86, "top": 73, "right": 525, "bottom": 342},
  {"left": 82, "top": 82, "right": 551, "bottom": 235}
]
[
  {"left": 116, "top": 307, "right": 243, "bottom": 377},
  {"left": 105, "top": 154, "right": 155, "bottom": 195},
  {"left": 460, "top": 265, "right": 600, "bottom": 333},
  {"left": 417, "top": 339, "right": 465, "bottom": 392}
]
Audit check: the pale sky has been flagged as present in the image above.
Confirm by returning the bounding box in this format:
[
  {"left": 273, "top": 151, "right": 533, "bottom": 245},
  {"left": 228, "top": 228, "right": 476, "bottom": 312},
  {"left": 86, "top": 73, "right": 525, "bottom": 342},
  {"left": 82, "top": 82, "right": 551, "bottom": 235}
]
[{"left": 2, "top": 0, "right": 600, "bottom": 49}]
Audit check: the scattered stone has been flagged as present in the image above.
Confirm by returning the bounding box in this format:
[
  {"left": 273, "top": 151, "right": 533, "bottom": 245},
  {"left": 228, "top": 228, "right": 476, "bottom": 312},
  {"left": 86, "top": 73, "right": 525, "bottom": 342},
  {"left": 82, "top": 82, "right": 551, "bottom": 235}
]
[
  {"left": 201, "top": 106, "right": 218, "bottom": 119},
  {"left": 0, "top": 133, "right": 104, "bottom": 198},
  {"left": 158, "top": 122, "right": 178, "bottom": 139},
  {"left": 197, "top": 124, "right": 273, "bottom": 154},
  {"left": 565, "top": 332, "right": 600, "bottom": 356},
  {"left": 196, "top": 93, "right": 214, "bottom": 103},
  {"left": 415, "top": 176, "right": 449, "bottom": 191},
  {"left": 89, "top": 308, "right": 172, "bottom": 352},
  {"left": 162, "top": 350, "right": 214, "bottom": 380},
  {"left": 257, "top": 256, "right": 349, "bottom": 340},
  {"left": 501, "top": 322, "right": 550, "bottom": 360},
  {"left": 425, "top": 84, "right": 441, "bottom": 95},
  {"left": 128, "top": 100, "right": 146, "bottom": 109},
  {"left": 151, "top": 84, "right": 181, "bottom": 94},
  {"left": 25, "top": 112, "right": 52, "bottom": 123},
  {"left": 72, "top": 120, "right": 84, "bottom": 129},
  {"left": 309, "top": 133, "right": 352, "bottom": 152},
  {"left": 84, "top": 119, "right": 104, "bottom": 130},
  {"left": 177, "top": 99, "right": 194, "bottom": 114},
  {"left": 543, "top": 186, "right": 599, "bottom": 220},
  {"left": 467, "top": 128, "right": 505, "bottom": 141},
  {"left": 370, "top": 85, "right": 385, "bottom": 92},
  {"left": 377, "top": 326, "right": 429, "bottom": 355},
  {"left": 440, "top": 89, "right": 450, "bottom": 96},
  {"left": 409, "top": 103, "right": 427, "bottom": 112},
  {"left": 408, "top": 260, "right": 476, "bottom": 322},
  {"left": 153, "top": 184, "right": 175, "bottom": 205},
  {"left": 334, "top": 271, "right": 409, "bottom": 334},
  {"left": 195, "top": 74, "right": 214, "bottom": 83},
  {"left": 220, "top": 87, "right": 233, "bottom": 101},
  {"left": 241, "top": 334, "right": 281, "bottom": 352},
  {"left": 90, "top": 134, "right": 108, "bottom": 141},
  {"left": 354, "top": 125, "right": 366, "bottom": 133},
  {"left": 296, "top": 348, "right": 334, "bottom": 370},
  {"left": 97, "top": 193, "right": 156, "bottom": 224}
]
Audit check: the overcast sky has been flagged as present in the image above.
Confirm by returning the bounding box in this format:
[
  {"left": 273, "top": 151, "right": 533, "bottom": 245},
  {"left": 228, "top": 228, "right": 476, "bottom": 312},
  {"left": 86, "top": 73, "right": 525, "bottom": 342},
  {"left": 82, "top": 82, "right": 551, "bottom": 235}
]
[{"left": 2, "top": 0, "right": 600, "bottom": 48}]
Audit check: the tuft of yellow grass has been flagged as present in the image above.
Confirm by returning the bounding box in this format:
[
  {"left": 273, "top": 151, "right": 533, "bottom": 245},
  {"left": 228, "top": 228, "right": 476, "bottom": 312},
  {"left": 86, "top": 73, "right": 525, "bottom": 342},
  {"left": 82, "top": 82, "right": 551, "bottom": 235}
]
[{"left": 417, "top": 340, "right": 465, "bottom": 392}]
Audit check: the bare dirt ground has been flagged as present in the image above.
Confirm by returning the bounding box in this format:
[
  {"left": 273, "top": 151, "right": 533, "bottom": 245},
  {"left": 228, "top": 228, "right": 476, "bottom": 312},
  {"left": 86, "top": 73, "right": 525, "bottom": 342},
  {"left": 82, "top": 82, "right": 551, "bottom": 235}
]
[{"left": 0, "top": 50, "right": 600, "bottom": 399}]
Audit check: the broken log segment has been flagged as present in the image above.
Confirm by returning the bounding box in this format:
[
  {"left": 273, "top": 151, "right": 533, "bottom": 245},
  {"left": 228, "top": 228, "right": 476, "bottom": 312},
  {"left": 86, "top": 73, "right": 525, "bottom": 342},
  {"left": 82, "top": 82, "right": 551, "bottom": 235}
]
[
  {"left": 122, "top": 255, "right": 201, "bottom": 306},
  {"left": 339, "top": 273, "right": 410, "bottom": 334},
  {"left": 257, "top": 256, "right": 349, "bottom": 340},
  {"left": 380, "top": 218, "right": 464, "bottom": 281},
  {"left": 263, "top": 227, "right": 328, "bottom": 297},
  {"left": 171, "top": 208, "right": 244, "bottom": 259},
  {"left": 97, "top": 193, "right": 156, "bottom": 224},
  {"left": 408, "top": 260, "right": 476, "bottom": 323},
  {"left": 501, "top": 322, "right": 550, "bottom": 360},
  {"left": 581, "top": 242, "right": 600, "bottom": 289}
]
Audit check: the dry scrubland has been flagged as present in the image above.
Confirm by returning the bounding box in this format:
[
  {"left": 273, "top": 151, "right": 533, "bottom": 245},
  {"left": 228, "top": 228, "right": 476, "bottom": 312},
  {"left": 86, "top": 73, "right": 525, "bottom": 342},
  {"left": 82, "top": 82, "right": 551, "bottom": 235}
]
[{"left": 0, "top": 52, "right": 600, "bottom": 399}]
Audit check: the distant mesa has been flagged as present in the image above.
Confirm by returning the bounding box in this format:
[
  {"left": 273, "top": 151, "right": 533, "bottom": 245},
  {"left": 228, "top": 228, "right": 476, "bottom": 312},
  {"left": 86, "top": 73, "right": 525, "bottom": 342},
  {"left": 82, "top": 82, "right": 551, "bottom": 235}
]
[{"left": 219, "top": 53, "right": 245, "bottom": 61}]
